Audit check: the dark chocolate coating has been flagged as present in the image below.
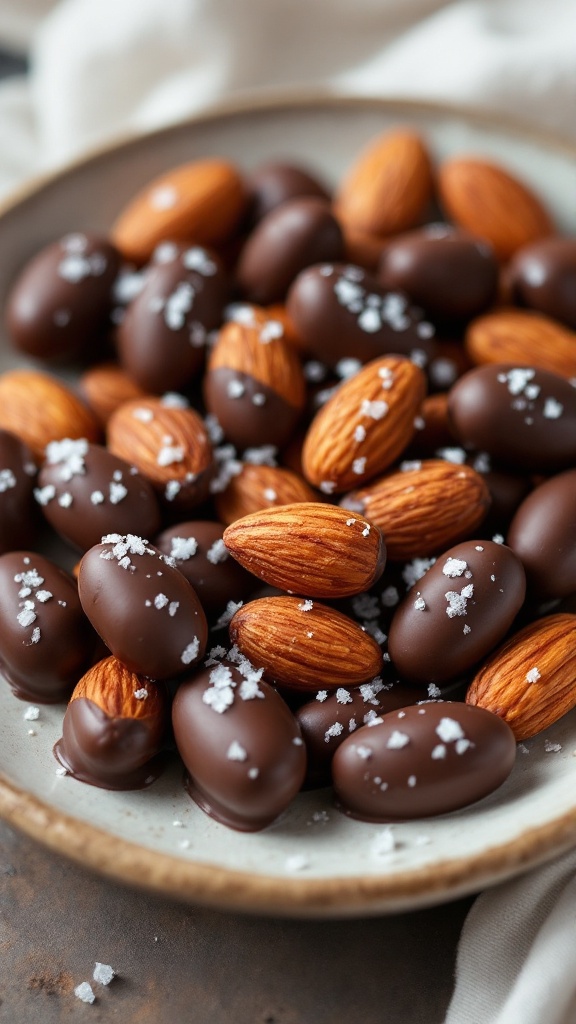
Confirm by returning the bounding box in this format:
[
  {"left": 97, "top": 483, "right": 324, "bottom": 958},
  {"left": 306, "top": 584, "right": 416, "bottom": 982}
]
[
  {"left": 203, "top": 367, "right": 302, "bottom": 450},
  {"left": 54, "top": 695, "right": 166, "bottom": 790},
  {"left": 117, "top": 244, "right": 228, "bottom": 393},
  {"left": 0, "top": 551, "right": 92, "bottom": 702},
  {"left": 387, "top": 540, "right": 526, "bottom": 684},
  {"left": 236, "top": 197, "right": 344, "bottom": 305},
  {"left": 447, "top": 364, "right": 576, "bottom": 472},
  {"left": 286, "top": 264, "right": 436, "bottom": 368},
  {"left": 246, "top": 161, "right": 330, "bottom": 225},
  {"left": 172, "top": 660, "right": 307, "bottom": 831},
  {"left": 379, "top": 225, "right": 498, "bottom": 320},
  {"left": 0, "top": 429, "right": 38, "bottom": 554},
  {"left": 37, "top": 440, "right": 161, "bottom": 551},
  {"left": 332, "top": 701, "right": 517, "bottom": 821},
  {"left": 154, "top": 520, "right": 255, "bottom": 617},
  {"left": 507, "top": 470, "right": 576, "bottom": 599},
  {"left": 78, "top": 536, "right": 208, "bottom": 678},
  {"left": 5, "top": 232, "right": 121, "bottom": 360},
  {"left": 509, "top": 237, "right": 576, "bottom": 329}
]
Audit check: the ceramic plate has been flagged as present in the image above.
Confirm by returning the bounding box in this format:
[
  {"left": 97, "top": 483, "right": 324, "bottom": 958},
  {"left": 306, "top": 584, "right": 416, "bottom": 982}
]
[{"left": 1, "top": 94, "right": 576, "bottom": 918}]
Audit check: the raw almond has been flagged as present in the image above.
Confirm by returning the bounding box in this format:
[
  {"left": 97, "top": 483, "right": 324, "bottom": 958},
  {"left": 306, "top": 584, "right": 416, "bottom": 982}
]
[
  {"left": 334, "top": 129, "right": 433, "bottom": 237},
  {"left": 301, "top": 355, "right": 426, "bottom": 493},
  {"left": 229, "top": 595, "right": 383, "bottom": 690},
  {"left": 466, "top": 613, "right": 576, "bottom": 740},
  {"left": 78, "top": 361, "right": 149, "bottom": 427},
  {"left": 111, "top": 158, "right": 247, "bottom": 264},
  {"left": 438, "top": 158, "right": 553, "bottom": 261},
  {"left": 215, "top": 463, "right": 317, "bottom": 525},
  {"left": 0, "top": 369, "right": 100, "bottom": 458},
  {"left": 223, "top": 501, "right": 386, "bottom": 598},
  {"left": 465, "top": 309, "right": 576, "bottom": 379},
  {"left": 342, "top": 458, "right": 491, "bottom": 560}
]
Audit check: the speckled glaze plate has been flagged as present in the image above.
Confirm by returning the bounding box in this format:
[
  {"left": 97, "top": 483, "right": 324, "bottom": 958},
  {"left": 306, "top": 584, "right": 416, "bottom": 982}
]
[{"left": 1, "top": 94, "right": 576, "bottom": 918}]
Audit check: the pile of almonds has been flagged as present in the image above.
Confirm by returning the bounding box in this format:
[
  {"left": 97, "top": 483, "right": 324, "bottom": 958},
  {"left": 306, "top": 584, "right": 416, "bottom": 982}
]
[{"left": 0, "top": 125, "right": 575, "bottom": 832}]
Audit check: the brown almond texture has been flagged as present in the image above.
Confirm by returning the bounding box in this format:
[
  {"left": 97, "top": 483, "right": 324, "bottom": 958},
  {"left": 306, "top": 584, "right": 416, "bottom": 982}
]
[
  {"left": 72, "top": 655, "right": 165, "bottom": 723},
  {"left": 301, "top": 355, "right": 427, "bottom": 493},
  {"left": 335, "top": 129, "right": 434, "bottom": 237},
  {"left": 466, "top": 613, "right": 576, "bottom": 740},
  {"left": 111, "top": 158, "right": 247, "bottom": 264},
  {"left": 438, "top": 158, "right": 553, "bottom": 261},
  {"left": 342, "top": 459, "right": 491, "bottom": 560},
  {"left": 465, "top": 309, "right": 576, "bottom": 379},
  {"left": 208, "top": 316, "right": 306, "bottom": 410},
  {"left": 0, "top": 369, "right": 100, "bottom": 458},
  {"left": 229, "top": 596, "right": 384, "bottom": 691},
  {"left": 223, "top": 501, "right": 386, "bottom": 598},
  {"left": 78, "top": 361, "right": 149, "bottom": 427},
  {"left": 215, "top": 463, "right": 317, "bottom": 525}
]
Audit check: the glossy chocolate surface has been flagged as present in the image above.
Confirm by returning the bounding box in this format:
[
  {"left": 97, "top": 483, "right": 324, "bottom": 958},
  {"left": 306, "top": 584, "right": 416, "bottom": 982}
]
[
  {"left": 172, "top": 659, "right": 307, "bottom": 831},
  {"left": 236, "top": 197, "right": 344, "bottom": 305},
  {"left": 36, "top": 439, "right": 161, "bottom": 551},
  {"left": 387, "top": 540, "right": 526, "bottom": 684},
  {"left": 5, "top": 232, "right": 121, "bottom": 360},
  {"left": 117, "top": 244, "right": 228, "bottom": 392},
  {"left": 246, "top": 161, "right": 330, "bottom": 225},
  {"left": 509, "top": 237, "right": 576, "bottom": 329},
  {"left": 447, "top": 364, "right": 576, "bottom": 472},
  {"left": 379, "top": 225, "right": 498, "bottom": 320},
  {"left": 0, "top": 429, "right": 38, "bottom": 554},
  {"left": 332, "top": 701, "right": 517, "bottom": 821},
  {"left": 203, "top": 368, "right": 302, "bottom": 450},
  {"left": 507, "top": 470, "right": 576, "bottom": 599},
  {"left": 78, "top": 535, "right": 208, "bottom": 678},
  {"left": 286, "top": 264, "right": 436, "bottom": 367},
  {"left": 0, "top": 551, "right": 92, "bottom": 702}
]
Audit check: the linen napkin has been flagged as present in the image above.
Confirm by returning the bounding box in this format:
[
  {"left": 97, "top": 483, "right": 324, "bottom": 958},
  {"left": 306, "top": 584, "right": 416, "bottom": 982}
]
[{"left": 0, "top": 3, "right": 575, "bottom": 1023}]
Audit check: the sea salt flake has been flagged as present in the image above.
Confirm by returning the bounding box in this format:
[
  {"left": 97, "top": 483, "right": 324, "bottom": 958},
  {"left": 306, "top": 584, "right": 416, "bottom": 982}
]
[
  {"left": 352, "top": 457, "right": 367, "bottom": 475},
  {"left": 526, "top": 667, "right": 541, "bottom": 683},
  {"left": 545, "top": 740, "right": 562, "bottom": 753},
  {"left": 436, "top": 717, "right": 465, "bottom": 742},
  {"left": 206, "top": 539, "right": 228, "bottom": 565},
  {"left": 93, "top": 963, "right": 115, "bottom": 986},
  {"left": 170, "top": 536, "right": 198, "bottom": 560},
  {"left": 387, "top": 730, "right": 410, "bottom": 749},
  {"left": 427, "top": 683, "right": 442, "bottom": 698},
  {"left": 414, "top": 596, "right": 426, "bottom": 611},
  {"left": 203, "top": 685, "right": 234, "bottom": 714},
  {"left": 456, "top": 738, "right": 473, "bottom": 754},
  {"left": 181, "top": 637, "right": 200, "bottom": 664},
  {"left": 35, "top": 590, "right": 52, "bottom": 603},
  {"left": 34, "top": 484, "right": 56, "bottom": 506},
  {"left": 109, "top": 482, "right": 128, "bottom": 504},
  {"left": 443, "top": 557, "right": 468, "bottom": 578},
  {"left": 90, "top": 490, "right": 105, "bottom": 505},
  {"left": 543, "top": 397, "right": 563, "bottom": 419},
  {"left": 298, "top": 599, "right": 313, "bottom": 611},
  {"left": 371, "top": 828, "right": 396, "bottom": 856},
  {"left": 407, "top": 775, "right": 417, "bottom": 787},
  {"left": 336, "top": 688, "right": 353, "bottom": 704},
  {"left": 74, "top": 982, "right": 96, "bottom": 1004},
  {"left": 325, "top": 722, "right": 344, "bottom": 742},
  {"left": 24, "top": 706, "right": 40, "bottom": 721},
  {"left": 157, "top": 445, "right": 184, "bottom": 467},
  {"left": 17, "top": 608, "right": 36, "bottom": 627},
  {"left": 227, "top": 740, "right": 247, "bottom": 761},
  {"left": 360, "top": 398, "right": 388, "bottom": 420},
  {"left": 355, "top": 744, "right": 372, "bottom": 760},
  {"left": 431, "top": 744, "right": 447, "bottom": 759},
  {"left": 213, "top": 600, "right": 243, "bottom": 630},
  {"left": 168, "top": 602, "right": 179, "bottom": 617},
  {"left": 248, "top": 767, "right": 260, "bottom": 779},
  {"left": 0, "top": 469, "right": 16, "bottom": 492},
  {"left": 316, "top": 690, "right": 328, "bottom": 702},
  {"left": 354, "top": 424, "right": 367, "bottom": 442}
]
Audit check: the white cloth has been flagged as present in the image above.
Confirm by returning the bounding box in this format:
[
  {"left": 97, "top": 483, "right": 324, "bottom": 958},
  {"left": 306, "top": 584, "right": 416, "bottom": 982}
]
[{"left": 0, "top": 3, "right": 575, "bottom": 1021}]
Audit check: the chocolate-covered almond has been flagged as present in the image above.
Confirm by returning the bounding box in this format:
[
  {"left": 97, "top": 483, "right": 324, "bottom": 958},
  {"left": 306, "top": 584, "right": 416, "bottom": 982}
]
[
  {"left": 509, "top": 237, "right": 576, "bottom": 329},
  {"left": 0, "top": 551, "right": 93, "bottom": 702},
  {"left": 78, "top": 535, "right": 208, "bottom": 678},
  {"left": 0, "top": 429, "right": 38, "bottom": 554},
  {"left": 236, "top": 197, "right": 344, "bottom": 305},
  {"left": 379, "top": 225, "right": 498, "bottom": 320},
  {"left": 172, "top": 658, "right": 306, "bottom": 831},
  {"left": 36, "top": 438, "right": 161, "bottom": 551},
  {"left": 5, "top": 232, "right": 121, "bottom": 360},
  {"left": 286, "top": 264, "right": 436, "bottom": 367},
  {"left": 117, "top": 244, "right": 228, "bottom": 393},
  {"left": 332, "top": 701, "right": 516, "bottom": 821},
  {"left": 246, "top": 161, "right": 330, "bottom": 225},
  {"left": 387, "top": 540, "right": 526, "bottom": 684},
  {"left": 507, "top": 470, "right": 576, "bottom": 599},
  {"left": 447, "top": 364, "right": 576, "bottom": 472}
]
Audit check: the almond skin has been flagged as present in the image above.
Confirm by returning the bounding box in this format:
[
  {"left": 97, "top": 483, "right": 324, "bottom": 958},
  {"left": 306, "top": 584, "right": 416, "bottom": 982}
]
[
  {"left": 229, "top": 596, "right": 384, "bottom": 691},
  {"left": 342, "top": 459, "right": 491, "bottom": 560},
  {"left": 207, "top": 315, "right": 306, "bottom": 410},
  {"left": 335, "top": 129, "right": 434, "bottom": 237},
  {"left": 78, "top": 361, "right": 149, "bottom": 427},
  {"left": 215, "top": 463, "right": 317, "bottom": 525},
  {"left": 301, "top": 355, "right": 427, "bottom": 494},
  {"left": 438, "top": 158, "right": 553, "bottom": 261},
  {"left": 465, "top": 309, "right": 576, "bottom": 379},
  {"left": 466, "top": 613, "right": 576, "bottom": 740},
  {"left": 0, "top": 369, "right": 100, "bottom": 458},
  {"left": 223, "top": 501, "right": 386, "bottom": 598},
  {"left": 72, "top": 655, "right": 166, "bottom": 724},
  {"left": 111, "top": 158, "right": 248, "bottom": 264}
]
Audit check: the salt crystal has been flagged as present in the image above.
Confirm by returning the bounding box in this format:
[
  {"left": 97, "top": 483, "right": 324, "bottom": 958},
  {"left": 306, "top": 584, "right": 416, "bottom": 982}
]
[
  {"left": 386, "top": 730, "right": 410, "bottom": 749},
  {"left": 74, "top": 982, "right": 95, "bottom": 1004},
  {"left": 93, "top": 963, "right": 115, "bottom": 986}
]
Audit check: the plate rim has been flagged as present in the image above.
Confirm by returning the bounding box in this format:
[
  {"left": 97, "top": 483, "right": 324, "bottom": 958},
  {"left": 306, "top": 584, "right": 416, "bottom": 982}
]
[{"left": 2, "top": 89, "right": 576, "bottom": 917}]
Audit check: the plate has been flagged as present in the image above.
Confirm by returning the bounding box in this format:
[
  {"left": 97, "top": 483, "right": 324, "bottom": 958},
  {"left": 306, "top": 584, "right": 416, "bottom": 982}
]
[{"left": 1, "top": 94, "right": 576, "bottom": 918}]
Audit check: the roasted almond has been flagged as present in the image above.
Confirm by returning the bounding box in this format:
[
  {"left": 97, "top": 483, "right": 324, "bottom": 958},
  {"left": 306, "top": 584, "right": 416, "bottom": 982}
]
[
  {"left": 72, "top": 655, "right": 166, "bottom": 723},
  {"left": 223, "top": 501, "right": 386, "bottom": 598},
  {"left": 342, "top": 459, "right": 491, "bottom": 560},
  {"left": 0, "top": 369, "right": 100, "bottom": 458},
  {"left": 438, "top": 158, "right": 553, "bottom": 261},
  {"left": 215, "top": 463, "right": 317, "bottom": 525},
  {"left": 465, "top": 309, "right": 576, "bottom": 379},
  {"left": 335, "top": 129, "right": 433, "bottom": 237},
  {"left": 78, "top": 361, "right": 149, "bottom": 427},
  {"left": 229, "top": 596, "right": 384, "bottom": 690},
  {"left": 466, "top": 613, "right": 576, "bottom": 740},
  {"left": 111, "top": 158, "right": 247, "bottom": 264},
  {"left": 301, "top": 355, "right": 426, "bottom": 493}
]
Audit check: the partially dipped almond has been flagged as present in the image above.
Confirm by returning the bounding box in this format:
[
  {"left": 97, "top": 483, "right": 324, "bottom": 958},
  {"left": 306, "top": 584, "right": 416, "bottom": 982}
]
[{"left": 223, "top": 501, "right": 386, "bottom": 598}]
